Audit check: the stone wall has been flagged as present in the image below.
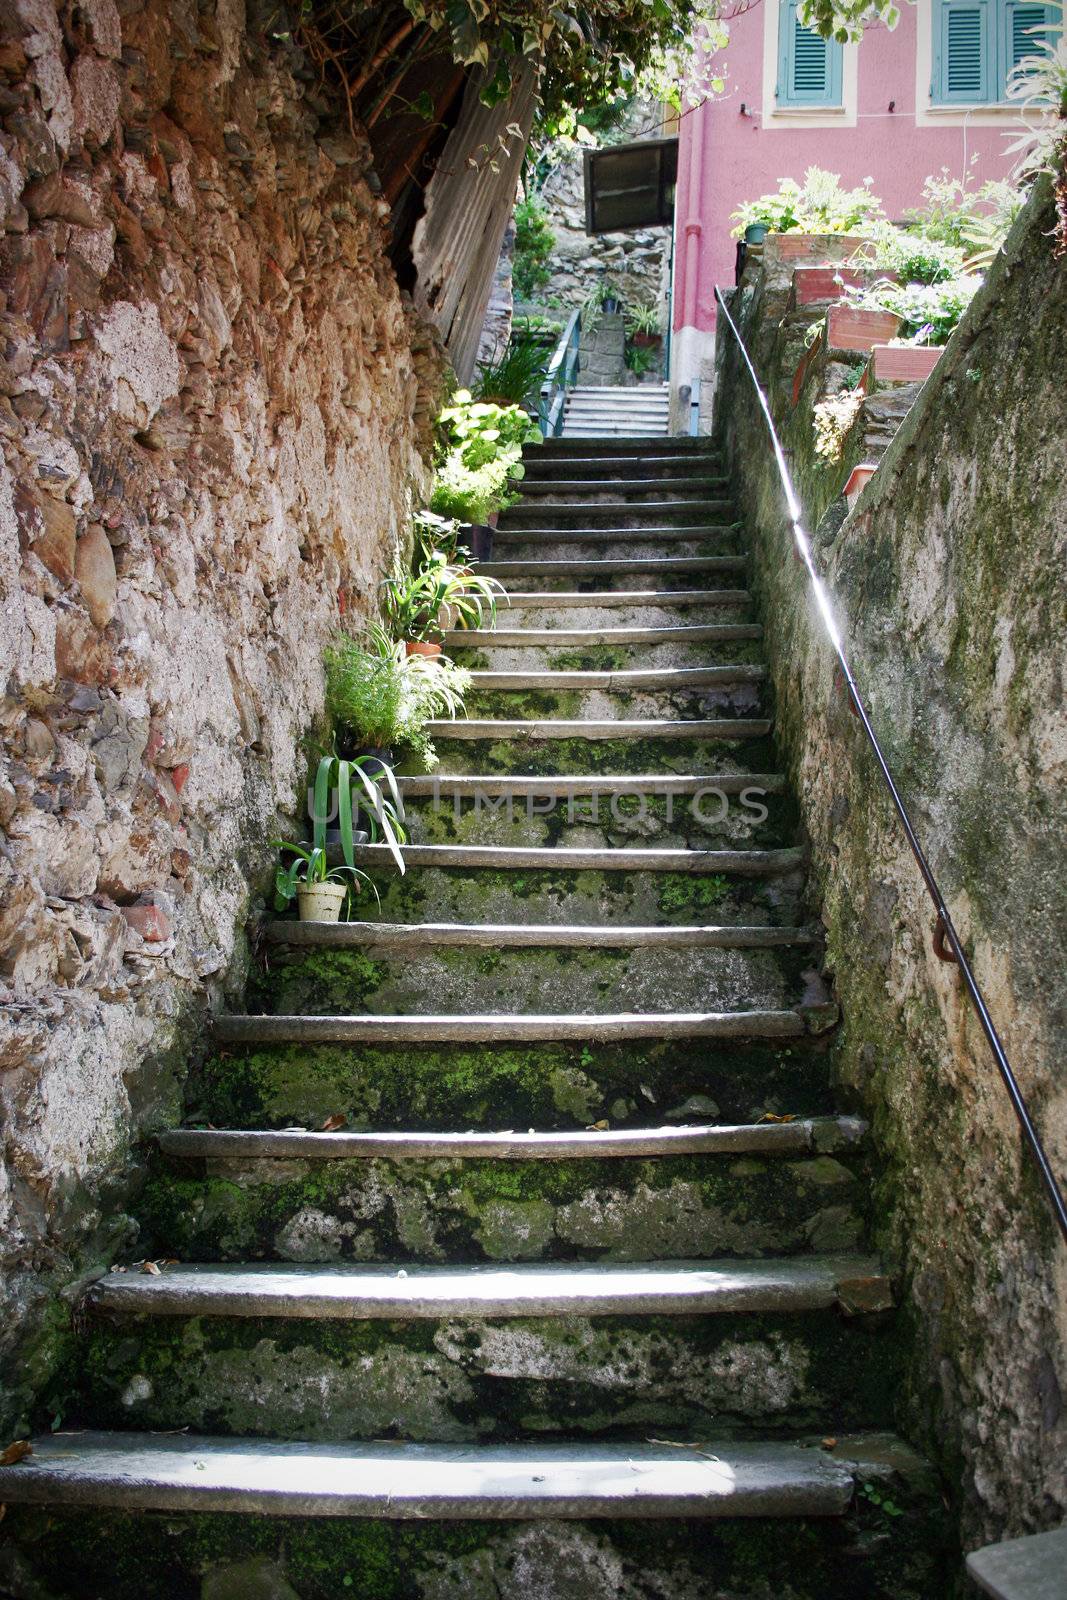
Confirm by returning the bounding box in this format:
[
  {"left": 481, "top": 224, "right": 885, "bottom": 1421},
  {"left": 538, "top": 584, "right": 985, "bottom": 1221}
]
[
  {"left": 715, "top": 179, "right": 1067, "bottom": 1554},
  {"left": 0, "top": 0, "right": 441, "bottom": 1433}
]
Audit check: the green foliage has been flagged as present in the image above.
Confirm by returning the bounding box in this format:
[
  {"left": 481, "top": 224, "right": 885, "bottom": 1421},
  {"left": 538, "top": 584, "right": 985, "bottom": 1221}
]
[
  {"left": 430, "top": 390, "right": 541, "bottom": 524},
  {"left": 731, "top": 167, "right": 883, "bottom": 239},
  {"left": 380, "top": 554, "right": 504, "bottom": 643},
  {"left": 513, "top": 195, "right": 555, "bottom": 300},
  {"left": 625, "top": 304, "right": 663, "bottom": 337},
  {"left": 862, "top": 220, "right": 967, "bottom": 285},
  {"left": 623, "top": 343, "right": 659, "bottom": 377},
  {"left": 309, "top": 753, "right": 406, "bottom": 872},
  {"left": 845, "top": 274, "right": 982, "bottom": 344},
  {"left": 473, "top": 335, "right": 547, "bottom": 408},
  {"left": 271, "top": 842, "right": 374, "bottom": 916},
  {"left": 324, "top": 626, "right": 471, "bottom": 767},
  {"left": 902, "top": 171, "right": 1024, "bottom": 254}
]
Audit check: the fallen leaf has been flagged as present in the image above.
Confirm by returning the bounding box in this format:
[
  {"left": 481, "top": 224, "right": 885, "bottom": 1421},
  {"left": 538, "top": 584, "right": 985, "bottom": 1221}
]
[
  {"left": 320, "top": 1113, "right": 347, "bottom": 1131},
  {"left": 0, "top": 1503, "right": 6, "bottom": 1521},
  {"left": 758, "top": 1112, "right": 798, "bottom": 1124},
  {"left": 586, "top": 1119, "right": 610, "bottom": 1131},
  {"left": 639, "top": 1084, "right": 656, "bottom": 1102},
  {"left": 1, "top": 1441, "right": 32, "bottom": 1467},
  {"left": 822, "top": 1437, "right": 838, "bottom": 1450},
  {"left": 141, "top": 1260, "right": 161, "bottom": 1275}
]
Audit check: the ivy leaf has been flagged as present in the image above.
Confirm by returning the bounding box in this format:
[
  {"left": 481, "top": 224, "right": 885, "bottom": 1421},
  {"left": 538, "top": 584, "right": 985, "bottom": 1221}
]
[{"left": 410, "top": 90, "right": 435, "bottom": 121}]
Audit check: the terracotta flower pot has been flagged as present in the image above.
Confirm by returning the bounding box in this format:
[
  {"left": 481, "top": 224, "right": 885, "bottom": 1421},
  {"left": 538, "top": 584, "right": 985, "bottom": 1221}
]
[
  {"left": 406, "top": 639, "right": 442, "bottom": 658},
  {"left": 826, "top": 304, "right": 902, "bottom": 354},
  {"left": 297, "top": 882, "right": 346, "bottom": 923}
]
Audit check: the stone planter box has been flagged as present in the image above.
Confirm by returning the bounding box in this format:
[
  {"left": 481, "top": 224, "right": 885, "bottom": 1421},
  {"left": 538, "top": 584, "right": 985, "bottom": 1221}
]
[
  {"left": 843, "top": 463, "right": 878, "bottom": 511},
  {"left": 791, "top": 266, "right": 898, "bottom": 308},
  {"left": 870, "top": 344, "right": 943, "bottom": 384},
  {"left": 763, "top": 233, "right": 873, "bottom": 271},
  {"left": 826, "top": 304, "right": 902, "bottom": 353}
]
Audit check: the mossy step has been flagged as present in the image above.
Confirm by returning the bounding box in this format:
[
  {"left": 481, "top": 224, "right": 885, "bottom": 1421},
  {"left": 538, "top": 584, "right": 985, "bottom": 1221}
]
[
  {"left": 523, "top": 451, "right": 723, "bottom": 476},
  {"left": 421, "top": 731, "right": 778, "bottom": 777},
  {"left": 483, "top": 556, "right": 745, "bottom": 577},
  {"left": 58, "top": 1312, "right": 897, "bottom": 1445},
  {"left": 338, "top": 861, "right": 802, "bottom": 932},
  {"left": 529, "top": 435, "right": 717, "bottom": 454},
  {"left": 214, "top": 1012, "right": 808, "bottom": 1048},
  {"left": 454, "top": 639, "right": 765, "bottom": 673},
  {"left": 459, "top": 685, "right": 764, "bottom": 726},
  {"left": 346, "top": 842, "right": 801, "bottom": 875},
  {"left": 140, "top": 1137, "right": 867, "bottom": 1265},
  {"left": 396, "top": 780, "right": 792, "bottom": 850},
  {"left": 251, "top": 941, "right": 799, "bottom": 1018},
  {"left": 466, "top": 601, "right": 753, "bottom": 636},
  {"left": 87, "top": 1257, "right": 889, "bottom": 1321},
  {"left": 466, "top": 666, "right": 765, "bottom": 690},
  {"left": 189, "top": 1035, "right": 840, "bottom": 1132},
  {"left": 0, "top": 1432, "right": 860, "bottom": 1519},
  {"left": 495, "top": 524, "right": 739, "bottom": 544},
  {"left": 443, "top": 623, "right": 762, "bottom": 648},
  {"left": 0, "top": 1438, "right": 948, "bottom": 1600},
  {"left": 495, "top": 587, "right": 747, "bottom": 605}
]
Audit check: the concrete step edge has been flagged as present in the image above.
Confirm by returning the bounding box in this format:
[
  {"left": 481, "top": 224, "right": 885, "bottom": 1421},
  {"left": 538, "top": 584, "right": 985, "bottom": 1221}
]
[
  {"left": 423, "top": 718, "right": 771, "bottom": 741},
  {"left": 213, "top": 1010, "right": 810, "bottom": 1046},
  {"left": 262, "top": 920, "right": 814, "bottom": 951}
]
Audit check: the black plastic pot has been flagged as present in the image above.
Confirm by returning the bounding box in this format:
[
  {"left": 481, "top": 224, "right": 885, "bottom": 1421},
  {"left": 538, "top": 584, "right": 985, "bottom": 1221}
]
[
  {"left": 323, "top": 827, "right": 369, "bottom": 850},
  {"left": 602, "top": 295, "right": 622, "bottom": 314},
  {"left": 466, "top": 523, "right": 494, "bottom": 561}
]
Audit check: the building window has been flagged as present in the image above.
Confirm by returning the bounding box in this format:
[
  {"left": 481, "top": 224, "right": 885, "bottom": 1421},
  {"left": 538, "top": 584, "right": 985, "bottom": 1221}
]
[
  {"left": 932, "top": 0, "right": 1060, "bottom": 104},
  {"left": 776, "top": 0, "right": 844, "bottom": 107}
]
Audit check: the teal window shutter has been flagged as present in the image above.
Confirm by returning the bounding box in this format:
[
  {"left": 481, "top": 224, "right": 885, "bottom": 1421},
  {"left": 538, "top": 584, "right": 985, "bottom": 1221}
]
[
  {"left": 777, "top": 0, "right": 844, "bottom": 106},
  {"left": 932, "top": 0, "right": 993, "bottom": 101},
  {"left": 933, "top": 0, "right": 1061, "bottom": 103}
]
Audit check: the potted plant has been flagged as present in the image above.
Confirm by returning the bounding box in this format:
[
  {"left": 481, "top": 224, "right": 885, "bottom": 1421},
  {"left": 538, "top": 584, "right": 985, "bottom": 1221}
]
[
  {"left": 380, "top": 556, "right": 504, "bottom": 655},
  {"left": 309, "top": 752, "right": 406, "bottom": 872},
  {"left": 324, "top": 626, "right": 472, "bottom": 775},
  {"left": 626, "top": 304, "right": 663, "bottom": 349},
  {"left": 272, "top": 842, "right": 374, "bottom": 924}
]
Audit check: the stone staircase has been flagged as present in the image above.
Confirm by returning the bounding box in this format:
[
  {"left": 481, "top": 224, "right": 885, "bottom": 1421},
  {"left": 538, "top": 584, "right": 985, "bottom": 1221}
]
[
  {"left": 562, "top": 383, "right": 669, "bottom": 437},
  {"left": 0, "top": 436, "right": 945, "bottom": 1598}
]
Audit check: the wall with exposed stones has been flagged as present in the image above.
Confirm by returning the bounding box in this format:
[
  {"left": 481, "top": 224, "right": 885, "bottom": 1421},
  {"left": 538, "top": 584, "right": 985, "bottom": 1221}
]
[
  {"left": 0, "top": 0, "right": 442, "bottom": 1432},
  {"left": 715, "top": 178, "right": 1067, "bottom": 1555}
]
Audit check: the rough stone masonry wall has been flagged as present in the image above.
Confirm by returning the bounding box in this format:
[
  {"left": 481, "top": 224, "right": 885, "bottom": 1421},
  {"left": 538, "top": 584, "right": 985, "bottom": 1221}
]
[
  {"left": 716, "top": 178, "right": 1067, "bottom": 1556},
  {"left": 0, "top": 0, "right": 440, "bottom": 1433}
]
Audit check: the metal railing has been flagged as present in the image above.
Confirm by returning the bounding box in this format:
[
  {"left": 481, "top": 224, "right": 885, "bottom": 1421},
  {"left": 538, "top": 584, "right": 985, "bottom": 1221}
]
[
  {"left": 714, "top": 283, "right": 1067, "bottom": 1245},
  {"left": 538, "top": 309, "right": 581, "bottom": 437}
]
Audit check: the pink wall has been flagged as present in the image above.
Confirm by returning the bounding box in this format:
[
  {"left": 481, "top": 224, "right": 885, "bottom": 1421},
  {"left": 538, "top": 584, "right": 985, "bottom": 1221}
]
[{"left": 674, "top": 5, "right": 1022, "bottom": 334}]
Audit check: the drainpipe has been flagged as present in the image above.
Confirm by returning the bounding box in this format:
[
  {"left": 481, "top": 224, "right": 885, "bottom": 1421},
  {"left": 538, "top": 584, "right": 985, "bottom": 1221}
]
[{"left": 671, "top": 103, "right": 707, "bottom": 434}]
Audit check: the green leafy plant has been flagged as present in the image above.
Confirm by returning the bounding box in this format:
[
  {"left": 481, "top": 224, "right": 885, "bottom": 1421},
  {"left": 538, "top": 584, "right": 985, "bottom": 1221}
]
[
  {"left": 625, "top": 304, "right": 663, "bottom": 338},
  {"left": 431, "top": 391, "right": 542, "bottom": 524},
  {"left": 732, "top": 167, "right": 883, "bottom": 239},
  {"left": 812, "top": 390, "right": 865, "bottom": 462},
  {"left": 309, "top": 753, "right": 406, "bottom": 873},
  {"left": 844, "top": 274, "right": 982, "bottom": 343},
  {"left": 271, "top": 842, "right": 374, "bottom": 917},
  {"left": 624, "top": 343, "right": 659, "bottom": 377},
  {"left": 380, "top": 554, "right": 505, "bottom": 643},
  {"left": 513, "top": 195, "right": 555, "bottom": 300},
  {"left": 473, "top": 336, "right": 548, "bottom": 408},
  {"left": 325, "top": 627, "right": 472, "bottom": 772}
]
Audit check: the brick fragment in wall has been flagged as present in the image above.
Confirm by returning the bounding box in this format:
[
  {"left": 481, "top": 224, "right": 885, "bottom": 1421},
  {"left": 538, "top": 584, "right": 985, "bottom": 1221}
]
[{"left": 0, "top": 0, "right": 447, "bottom": 1435}]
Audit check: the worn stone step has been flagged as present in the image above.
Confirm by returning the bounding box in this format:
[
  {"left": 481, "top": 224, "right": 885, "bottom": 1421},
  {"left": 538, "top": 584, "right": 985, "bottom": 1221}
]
[
  {"left": 516, "top": 478, "right": 728, "bottom": 500},
  {"left": 444, "top": 623, "right": 762, "bottom": 648},
  {"left": 253, "top": 940, "right": 801, "bottom": 1019},
  {"left": 145, "top": 1122, "right": 866, "bottom": 1266},
  {"left": 495, "top": 525, "right": 739, "bottom": 546},
  {"left": 453, "top": 637, "right": 765, "bottom": 674},
  {"left": 263, "top": 921, "right": 809, "bottom": 952},
  {"left": 491, "top": 588, "right": 747, "bottom": 607},
  {"left": 465, "top": 666, "right": 765, "bottom": 691},
  {"left": 481, "top": 557, "right": 745, "bottom": 580},
  {"left": 397, "top": 773, "right": 792, "bottom": 850},
  {"left": 419, "top": 730, "right": 778, "bottom": 779},
  {"left": 466, "top": 600, "right": 753, "bottom": 637},
  {"left": 460, "top": 680, "right": 764, "bottom": 728},
  {"left": 0, "top": 1436, "right": 946, "bottom": 1597},
  {"left": 0, "top": 1431, "right": 861, "bottom": 1519},
  {"left": 499, "top": 501, "right": 735, "bottom": 529},
  {"left": 190, "top": 1033, "right": 840, "bottom": 1134},
  {"left": 87, "top": 1256, "right": 888, "bottom": 1322},
  {"left": 425, "top": 717, "right": 769, "bottom": 743},
  {"left": 346, "top": 842, "right": 802, "bottom": 875},
  {"left": 522, "top": 453, "right": 723, "bottom": 480},
  {"left": 214, "top": 1011, "right": 809, "bottom": 1048},
  {"left": 160, "top": 1115, "right": 862, "bottom": 1162}
]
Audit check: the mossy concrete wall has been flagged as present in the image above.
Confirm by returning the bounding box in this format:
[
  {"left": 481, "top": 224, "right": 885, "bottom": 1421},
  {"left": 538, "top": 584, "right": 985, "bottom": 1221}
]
[
  {"left": 715, "top": 176, "right": 1067, "bottom": 1549},
  {"left": 0, "top": 0, "right": 443, "bottom": 1436}
]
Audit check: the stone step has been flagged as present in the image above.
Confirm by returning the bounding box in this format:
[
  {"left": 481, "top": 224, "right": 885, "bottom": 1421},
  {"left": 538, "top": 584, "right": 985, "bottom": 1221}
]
[
  {"left": 499, "top": 501, "right": 734, "bottom": 528},
  {"left": 160, "top": 1114, "right": 861, "bottom": 1162},
  {"left": 494, "top": 529, "right": 741, "bottom": 556},
  {"left": 214, "top": 1011, "right": 809, "bottom": 1047},
  {"left": 490, "top": 592, "right": 749, "bottom": 611},
  {"left": 424, "top": 717, "right": 770, "bottom": 742},
  {"left": 516, "top": 478, "right": 726, "bottom": 499},
  {"left": 254, "top": 939, "right": 801, "bottom": 1018},
  {"left": 460, "top": 681, "right": 764, "bottom": 729},
  {"left": 465, "top": 666, "right": 765, "bottom": 691},
  {"left": 424, "top": 728, "right": 777, "bottom": 778},
  {"left": 0, "top": 1431, "right": 859, "bottom": 1520},
  {"left": 481, "top": 557, "right": 745, "bottom": 579},
  {"left": 522, "top": 453, "right": 723, "bottom": 480},
  {"left": 346, "top": 842, "right": 802, "bottom": 875},
  {"left": 399, "top": 772, "right": 786, "bottom": 798},
  {"left": 87, "top": 1256, "right": 888, "bottom": 1321},
  {"left": 192, "top": 1032, "right": 841, "bottom": 1133},
  {"left": 529, "top": 435, "right": 713, "bottom": 455},
  {"left": 444, "top": 623, "right": 762, "bottom": 648}
]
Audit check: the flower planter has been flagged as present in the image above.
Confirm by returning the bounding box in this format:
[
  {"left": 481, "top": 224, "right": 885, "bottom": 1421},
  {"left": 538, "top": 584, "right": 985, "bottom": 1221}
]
[
  {"left": 870, "top": 344, "right": 943, "bottom": 385},
  {"left": 297, "top": 882, "right": 347, "bottom": 923},
  {"left": 764, "top": 233, "right": 874, "bottom": 271},
  {"left": 743, "top": 223, "right": 769, "bottom": 245},
  {"left": 632, "top": 331, "right": 663, "bottom": 350},
  {"left": 843, "top": 463, "right": 878, "bottom": 511},
  {"left": 406, "top": 639, "right": 442, "bottom": 658},
  {"left": 826, "top": 304, "right": 902, "bottom": 353},
  {"left": 791, "top": 266, "right": 898, "bottom": 308}
]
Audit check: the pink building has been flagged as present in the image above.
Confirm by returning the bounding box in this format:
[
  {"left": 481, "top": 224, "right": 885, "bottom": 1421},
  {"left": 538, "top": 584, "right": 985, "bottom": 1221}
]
[{"left": 670, "top": 0, "right": 1059, "bottom": 419}]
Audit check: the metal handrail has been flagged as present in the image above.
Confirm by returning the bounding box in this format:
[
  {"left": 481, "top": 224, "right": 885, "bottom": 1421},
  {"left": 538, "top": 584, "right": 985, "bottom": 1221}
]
[
  {"left": 714, "top": 282, "right": 1067, "bottom": 1245},
  {"left": 538, "top": 309, "right": 581, "bottom": 437}
]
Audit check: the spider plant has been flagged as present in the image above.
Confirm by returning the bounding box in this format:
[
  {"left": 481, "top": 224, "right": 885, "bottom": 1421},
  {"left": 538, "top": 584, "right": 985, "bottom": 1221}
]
[
  {"left": 272, "top": 842, "right": 376, "bottom": 916},
  {"left": 310, "top": 752, "right": 406, "bottom": 873},
  {"left": 380, "top": 556, "right": 505, "bottom": 643}
]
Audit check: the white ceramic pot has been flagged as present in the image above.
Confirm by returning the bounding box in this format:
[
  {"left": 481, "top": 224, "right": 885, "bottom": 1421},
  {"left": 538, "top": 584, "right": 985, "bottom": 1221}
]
[{"left": 297, "top": 882, "right": 347, "bottom": 923}]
